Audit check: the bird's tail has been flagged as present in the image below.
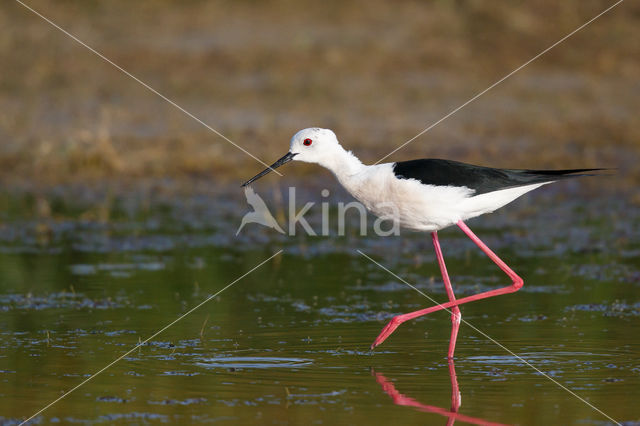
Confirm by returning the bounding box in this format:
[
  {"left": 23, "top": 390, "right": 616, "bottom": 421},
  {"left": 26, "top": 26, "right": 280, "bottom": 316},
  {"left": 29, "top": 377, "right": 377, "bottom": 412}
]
[
  {"left": 517, "top": 168, "right": 611, "bottom": 177},
  {"left": 503, "top": 167, "right": 612, "bottom": 186}
]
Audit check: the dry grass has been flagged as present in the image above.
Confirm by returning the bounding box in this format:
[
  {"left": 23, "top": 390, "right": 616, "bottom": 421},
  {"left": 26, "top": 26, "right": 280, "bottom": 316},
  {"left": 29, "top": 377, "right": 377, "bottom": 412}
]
[{"left": 0, "top": 0, "right": 638, "bottom": 188}]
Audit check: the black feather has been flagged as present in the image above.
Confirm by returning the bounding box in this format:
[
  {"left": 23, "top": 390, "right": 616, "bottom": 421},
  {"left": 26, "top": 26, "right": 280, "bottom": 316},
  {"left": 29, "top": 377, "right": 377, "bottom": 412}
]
[{"left": 392, "top": 159, "right": 605, "bottom": 195}]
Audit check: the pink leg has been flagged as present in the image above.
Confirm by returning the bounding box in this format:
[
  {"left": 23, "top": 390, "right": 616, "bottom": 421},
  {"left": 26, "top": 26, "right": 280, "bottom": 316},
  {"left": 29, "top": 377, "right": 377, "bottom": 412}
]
[
  {"left": 372, "top": 365, "right": 508, "bottom": 426},
  {"left": 432, "top": 231, "right": 462, "bottom": 359},
  {"left": 371, "top": 220, "right": 523, "bottom": 349},
  {"left": 448, "top": 359, "right": 461, "bottom": 415}
]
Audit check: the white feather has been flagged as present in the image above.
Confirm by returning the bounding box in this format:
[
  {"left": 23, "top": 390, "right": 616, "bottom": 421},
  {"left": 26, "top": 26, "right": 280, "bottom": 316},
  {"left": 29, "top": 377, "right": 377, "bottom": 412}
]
[{"left": 288, "top": 128, "right": 552, "bottom": 231}]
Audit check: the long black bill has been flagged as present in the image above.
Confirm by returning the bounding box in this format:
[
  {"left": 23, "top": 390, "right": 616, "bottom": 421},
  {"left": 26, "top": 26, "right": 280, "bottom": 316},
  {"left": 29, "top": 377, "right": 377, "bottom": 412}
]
[{"left": 241, "top": 152, "right": 297, "bottom": 187}]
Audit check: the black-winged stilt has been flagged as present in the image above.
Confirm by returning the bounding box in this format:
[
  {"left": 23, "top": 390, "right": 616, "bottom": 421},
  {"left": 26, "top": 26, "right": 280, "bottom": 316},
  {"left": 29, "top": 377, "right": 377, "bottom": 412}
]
[{"left": 242, "top": 127, "right": 603, "bottom": 357}]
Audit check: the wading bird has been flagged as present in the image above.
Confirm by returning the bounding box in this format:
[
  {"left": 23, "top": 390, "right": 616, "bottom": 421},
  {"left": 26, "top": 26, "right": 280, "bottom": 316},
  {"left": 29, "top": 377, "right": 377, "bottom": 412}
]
[{"left": 242, "top": 128, "right": 602, "bottom": 357}]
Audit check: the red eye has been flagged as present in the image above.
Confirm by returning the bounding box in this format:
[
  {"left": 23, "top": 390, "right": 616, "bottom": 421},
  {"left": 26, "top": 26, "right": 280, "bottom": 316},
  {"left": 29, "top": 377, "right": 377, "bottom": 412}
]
[{"left": 303, "top": 138, "right": 313, "bottom": 146}]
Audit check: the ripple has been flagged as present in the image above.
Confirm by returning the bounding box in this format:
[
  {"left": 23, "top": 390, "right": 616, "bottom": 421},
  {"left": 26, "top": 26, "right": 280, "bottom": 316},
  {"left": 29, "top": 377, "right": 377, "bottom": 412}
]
[
  {"left": 467, "top": 351, "right": 611, "bottom": 366},
  {"left": 195, "top": 356, "right": 312, "bottom": 369}
]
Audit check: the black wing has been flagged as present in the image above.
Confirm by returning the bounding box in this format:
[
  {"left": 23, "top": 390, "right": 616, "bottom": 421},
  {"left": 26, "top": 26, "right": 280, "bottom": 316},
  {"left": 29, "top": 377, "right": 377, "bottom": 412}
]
[{"left": 392, "top": 159, "right": 604, "bottom": 195}]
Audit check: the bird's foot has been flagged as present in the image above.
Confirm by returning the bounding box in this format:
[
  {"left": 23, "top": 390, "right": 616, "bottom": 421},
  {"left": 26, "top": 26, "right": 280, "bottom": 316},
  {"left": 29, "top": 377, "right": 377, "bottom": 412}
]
[{"left": 370, "top": 316, "right": 403, "bottom": 349}]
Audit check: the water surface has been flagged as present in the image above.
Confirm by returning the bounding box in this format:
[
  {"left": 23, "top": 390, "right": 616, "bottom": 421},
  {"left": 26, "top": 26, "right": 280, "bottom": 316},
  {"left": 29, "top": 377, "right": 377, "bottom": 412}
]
[{"left": 0, "top": 186, "right": 638, "bottom": 425}]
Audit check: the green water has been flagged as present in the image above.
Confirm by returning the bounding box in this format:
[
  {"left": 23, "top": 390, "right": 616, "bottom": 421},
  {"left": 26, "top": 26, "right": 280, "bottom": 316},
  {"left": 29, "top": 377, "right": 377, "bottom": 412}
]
[{"left": 0, "top": 187, "right": 638, "bottom": 425}]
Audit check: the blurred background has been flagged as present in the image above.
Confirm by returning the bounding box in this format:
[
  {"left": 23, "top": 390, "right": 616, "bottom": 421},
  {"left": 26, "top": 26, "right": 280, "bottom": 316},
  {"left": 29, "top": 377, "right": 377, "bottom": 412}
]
[
  {"left": 1, "top": 0, "right": 639, "bottom": 188},
  {"left": 1, "top": 1, "right": 639, "bottom": 425}
]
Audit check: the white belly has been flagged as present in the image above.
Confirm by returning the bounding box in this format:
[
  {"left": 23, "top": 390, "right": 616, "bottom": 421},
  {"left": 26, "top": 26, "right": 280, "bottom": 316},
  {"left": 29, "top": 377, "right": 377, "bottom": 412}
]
[{"left": 338, "top": 164, "right": 549, "bottom": 232}]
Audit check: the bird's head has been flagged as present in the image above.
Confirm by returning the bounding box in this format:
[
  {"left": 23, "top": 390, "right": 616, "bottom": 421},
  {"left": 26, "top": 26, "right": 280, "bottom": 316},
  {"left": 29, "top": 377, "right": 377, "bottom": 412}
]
[
  {"left": 288, "top": 128, "right": 340, "bottom": 164},
  {"left": 241, "top": 127, "right": 342, "bottom": 187}
]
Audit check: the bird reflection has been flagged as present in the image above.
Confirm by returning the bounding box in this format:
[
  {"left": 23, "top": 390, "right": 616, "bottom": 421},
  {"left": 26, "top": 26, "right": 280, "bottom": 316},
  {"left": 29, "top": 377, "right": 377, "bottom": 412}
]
[{"left": 372, "top": 360, "right": 509, "bottom": 426}]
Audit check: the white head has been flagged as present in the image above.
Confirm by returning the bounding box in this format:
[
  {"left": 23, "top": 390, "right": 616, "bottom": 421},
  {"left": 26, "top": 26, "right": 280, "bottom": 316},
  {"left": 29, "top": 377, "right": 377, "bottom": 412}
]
[
  {"left": 242, "top": 127, "right": 349, "bottom": 186},
  {"left": 288, "top": 128, "right": 342, "bottom": 164}
]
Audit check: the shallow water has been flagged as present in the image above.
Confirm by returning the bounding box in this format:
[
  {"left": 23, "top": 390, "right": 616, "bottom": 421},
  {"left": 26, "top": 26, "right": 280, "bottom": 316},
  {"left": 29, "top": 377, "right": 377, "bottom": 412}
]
[{"left": 0, "top": 186, "right": 638, "bottom": 425}]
